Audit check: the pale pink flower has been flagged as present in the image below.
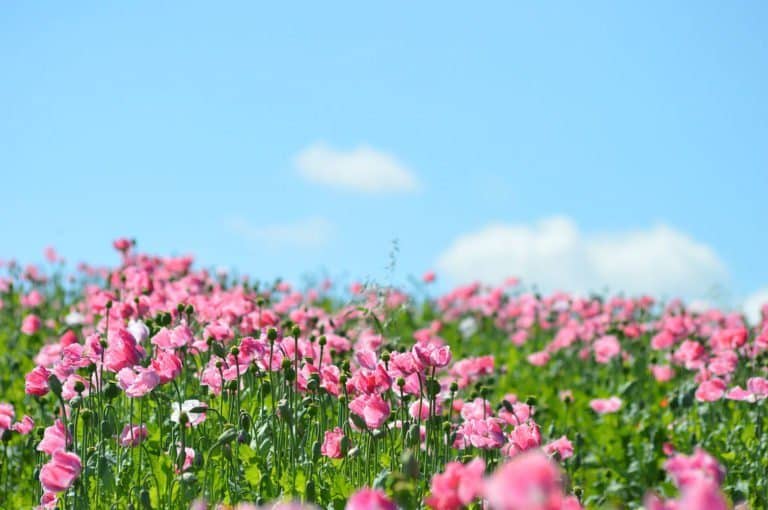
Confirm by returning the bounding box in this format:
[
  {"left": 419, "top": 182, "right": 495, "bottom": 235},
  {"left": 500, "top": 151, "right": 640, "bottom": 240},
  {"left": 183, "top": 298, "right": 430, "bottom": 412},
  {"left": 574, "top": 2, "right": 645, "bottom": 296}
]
[{"left": 589, "top": 396, "right": 622, "bottom": 414}]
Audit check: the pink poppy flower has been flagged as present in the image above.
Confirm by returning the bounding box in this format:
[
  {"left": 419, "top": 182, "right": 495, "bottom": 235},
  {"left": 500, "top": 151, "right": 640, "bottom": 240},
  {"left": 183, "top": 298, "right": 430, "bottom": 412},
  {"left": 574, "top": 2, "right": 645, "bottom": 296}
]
[
  {"left": 38, "top": 491, "right": 58, "bottom": 509},
  {"left": 21, "top": 314, "right": 42, "bottom": 335},
  {"left": 412, "top": 343, "right": 452, "bottom": 368},
  {"left": 747, "top": 377, "right": 768, "bottom": 399},
  {"left": 151, "top": 350, "right": 183, "bottom": 384},
  {"left": 25, "top": 365, "right": 51, "bottom": 396},
  {"left": 39, "top": 450, "right": 82, "bottom": 493},
  {"left": 117, "top": 366, "right": 160, "bottom": 398},
  {"left": 484, "top": 451, "right": 566, "bottom": 510},
  {"left": 665, "top": 447, "right": 725, "bottom": 488},
  {"left": 12, "top": 415, "right": 35, "bottom": 435},
  {"left": 725, "top": 386, "right": 756, "bottom": 402},
  {"left": 348, "top": 394, "right": 390, "bottom": 430},
  {"left": 409, "top": 399, "right": 442, "bottom": 420},
  {"left": 589, "top": 396, "right": 622, "bottom": 414},
  {"left": 0, "top": 403, "right": 14, "bottom": 432},
  {"left": 695, "top": 379, "right": 726, "bottom": 402},
  {"left": 593, "top": 335, "right": 621, "bottom": 363},
  {"left": 320, "top": 427, "right": 346, "bottom": 459},
  {"left": 543, "top": 435, "right": 574, "bottom": 460},
  {"left": 527, "top": 351, "right": 550, "bottom": 367},
  {"left": 425, "top": 458, "right": 485, "bottom": 510},
  {"left": 113, "top": 238, "right": 132, "bottom": 252},
  {"left": 346, "top": 488, "right": 397, "bottom": 510},
  {"left": 650, "top": 364, "right": 675, "bottom": 383},
  {"left": 678, "top": 479, "right": 728, "bottom": 510},
  {"left": 104, "top": 329, "right": 146, "bottom": 373},
  {"left": 119, "top": 424, "right": 148, "bottom": 447},
  {"left": 175, "top": 446, "right": 196, "bottom": 473},
  {"left": 37, "top": 420, "right": 70, "bottom": 455}
]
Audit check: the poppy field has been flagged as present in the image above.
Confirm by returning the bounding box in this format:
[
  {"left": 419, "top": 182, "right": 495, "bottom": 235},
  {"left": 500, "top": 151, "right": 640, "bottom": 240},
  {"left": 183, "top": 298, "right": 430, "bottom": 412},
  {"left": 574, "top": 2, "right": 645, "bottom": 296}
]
[{"left": 1, "top": 240, "right": 767, "bottom": 509}]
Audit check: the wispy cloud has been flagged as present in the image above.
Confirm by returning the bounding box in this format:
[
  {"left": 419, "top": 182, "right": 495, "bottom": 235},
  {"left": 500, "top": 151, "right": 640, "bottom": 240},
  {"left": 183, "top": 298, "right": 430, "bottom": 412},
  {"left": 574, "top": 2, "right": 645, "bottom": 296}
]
[
  {"left": 227, "top": 216, "right": 335, "bottom": 248},
  {"left": 436, "top": 216, "right": 729, "bottom": 299},
  {"left": 294, "top": 142, "right": 419, "bottom": 193},
  {"left": 743, "top": 288, "right": 768, "bottom": 325}
]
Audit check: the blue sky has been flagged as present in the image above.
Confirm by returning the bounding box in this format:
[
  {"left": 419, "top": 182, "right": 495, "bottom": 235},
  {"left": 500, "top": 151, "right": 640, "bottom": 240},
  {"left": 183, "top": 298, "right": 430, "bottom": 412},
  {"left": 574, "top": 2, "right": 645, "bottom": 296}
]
[{"left": 1, "top": 2, "right": 767, "bottom": 313}]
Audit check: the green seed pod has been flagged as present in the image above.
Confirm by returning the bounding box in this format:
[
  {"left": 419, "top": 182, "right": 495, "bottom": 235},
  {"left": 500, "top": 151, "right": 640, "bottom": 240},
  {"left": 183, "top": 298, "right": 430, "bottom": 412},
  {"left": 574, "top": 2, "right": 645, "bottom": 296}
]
[
  {"left": 213, "top": 427, "right": 238, "bottom": 448},
  {"left": 306, "top": 480, "right": 316, "bottom": 502},
  {"left": 222, "top": 443, "right": 233, "bottom": 461},
  {"left": 139, "top": 489, "right": 152, "bottom": 509},
  {"left": 73, "top": 380, "right": 86, "bottom": 394},
  {"left": 312, "top": 440, "right": 321, "bottom": 461},
  {"left": 47, "top": 375, "right": 62, "bottom": 398},
  {"left": 307, "top": 373, "right": 320, "bottom": 391},
  {"left": 267, "top": 328, "right": 278, "bottom": 342},
  {"left": 239, "top": 412, "right": 252, "bottom": 430},
  {"left": 407, "top": 424, "right": 420, "bottom": 444},
  {"left": 100, "top": 419, "right": 114, "bottom": 436},
  {"left": 80, "top": 408, "right": 94, "bottom": 424},
  {"left": 104, "top": 382, "right": 121, "bottom": 401},
  {"left": 401, "top": 449, "right": 419, "bottom": 479}
]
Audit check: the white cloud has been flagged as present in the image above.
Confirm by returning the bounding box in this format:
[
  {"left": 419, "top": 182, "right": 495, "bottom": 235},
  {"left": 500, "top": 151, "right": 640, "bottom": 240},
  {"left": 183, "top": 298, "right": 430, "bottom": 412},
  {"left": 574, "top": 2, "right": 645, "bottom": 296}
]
[
  {"left": 294, "top": 142, "right": 419, "bottom": 193},
  {"left": 227, "top": 216, "right": 334, "bottom": 248},
  {"left": 743, "top": 288, "right": 768, "bottom": 325},
  {"left": 436, "top": 216, "right": 729, "bottom": 298}
]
